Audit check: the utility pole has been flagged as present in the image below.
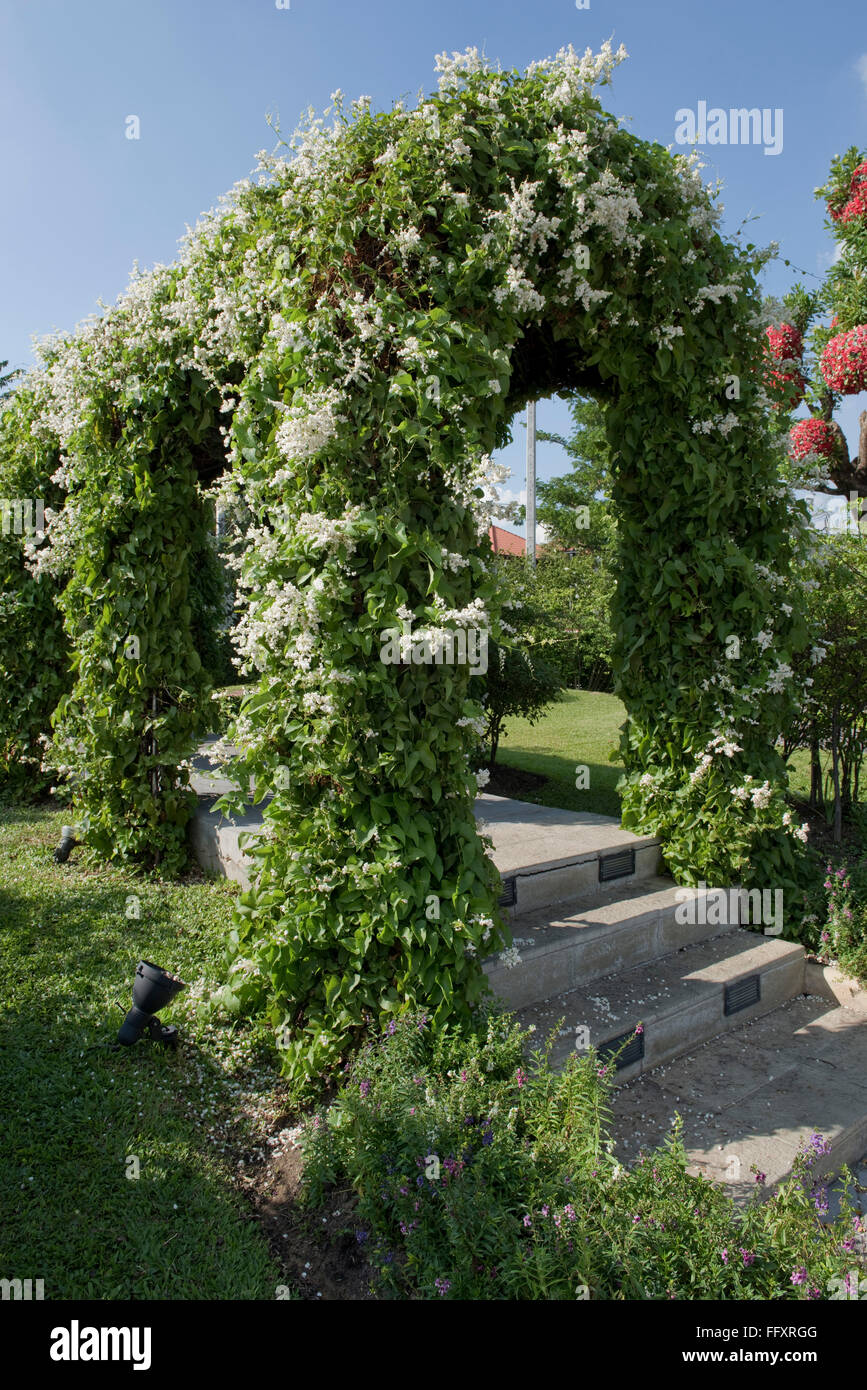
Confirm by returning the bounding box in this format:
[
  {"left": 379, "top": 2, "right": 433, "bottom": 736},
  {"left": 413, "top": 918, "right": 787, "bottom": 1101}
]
[{"left": 526, "top": 399, "right": 536, "bottom": 568}]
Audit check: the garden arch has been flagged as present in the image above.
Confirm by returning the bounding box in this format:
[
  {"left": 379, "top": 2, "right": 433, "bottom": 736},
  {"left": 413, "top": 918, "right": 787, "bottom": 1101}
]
[{"left": 3, "top": 44, "right": 811, "bottom": 1085}]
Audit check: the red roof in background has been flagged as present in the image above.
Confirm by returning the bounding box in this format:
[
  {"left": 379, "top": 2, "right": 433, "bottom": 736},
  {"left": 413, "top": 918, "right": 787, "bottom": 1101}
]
[
  {"left": 488, "top": 525, "right": 526, "bottom": 555},
  {"left": 488, "top": 526, "right": 549, "bottom": 556}
]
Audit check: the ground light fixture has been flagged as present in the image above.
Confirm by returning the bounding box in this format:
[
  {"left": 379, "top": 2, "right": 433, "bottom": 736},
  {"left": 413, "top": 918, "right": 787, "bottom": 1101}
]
[
  {"left": 116, "top": 960, "right": 187, "bottom": 1049},
  {"left": 53, "top": 824, "right": 78, "bottom": 863}
]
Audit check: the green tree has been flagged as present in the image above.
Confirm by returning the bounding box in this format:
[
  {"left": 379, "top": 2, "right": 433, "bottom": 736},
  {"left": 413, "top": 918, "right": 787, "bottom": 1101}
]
[
  {"left": 476, "top": 556, "right": 565, "bottom": 765},
  {"left": 782, "top": 528, "right": 867, "bottom": 840},
  {"left": 0, "top": 359, "right": 21, "bottom": 401},
  {"left": 535, "top": 394, "right": 616, "bottom": 550},
  {"left": 517, "top": 549, "right": 616, "bottom": 691}
]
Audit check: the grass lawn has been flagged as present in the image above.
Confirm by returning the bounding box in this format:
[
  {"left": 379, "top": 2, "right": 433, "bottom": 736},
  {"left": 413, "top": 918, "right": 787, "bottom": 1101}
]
[
  {"left": 496, "top": 689, "right": 627, "bottom": 817},
  {"left": 495, "top": 688, "right": 843, "bottom": 822},
  {"left": 0, "top": 802, "right": 292, "bottom": 1300}
]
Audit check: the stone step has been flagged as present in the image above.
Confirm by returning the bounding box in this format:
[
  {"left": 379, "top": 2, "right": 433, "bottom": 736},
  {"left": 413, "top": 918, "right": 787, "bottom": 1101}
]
[
  {"left": 190, "top": 782, "right": 662, "bottom": 901},
  {"left": 517, "top": 928, "right": 806, "bottom": 1082},
  {"left": 190, "top": 796, "right": 267, "bottom": 886},
  {"left": 484, "top": 879, "right": 740, "bottom": 1010},
  {"left": 606, "top": 994, "right": 867, "bottom": 1206},
  {"left": 479, "top": 796, "right": 661, "bottom": 919}
]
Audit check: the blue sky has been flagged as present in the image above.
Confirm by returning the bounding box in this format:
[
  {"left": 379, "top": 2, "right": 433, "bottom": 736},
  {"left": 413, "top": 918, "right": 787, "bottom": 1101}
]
[{"left": 1, "top": 0, "right": 864, "bottom": 532}]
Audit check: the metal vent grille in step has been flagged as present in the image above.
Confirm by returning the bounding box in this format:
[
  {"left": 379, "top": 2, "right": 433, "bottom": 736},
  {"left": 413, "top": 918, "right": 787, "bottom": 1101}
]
[
  {"left": 724, "top": 973, "right": 761, "bottom": 1017},
  {"left": 598, "top": 1026, "right": 645, "bottom": 1071},
  {"left": 598, "top": 847, "right": 635, "bottom": 883},
  {"left": 498, "top": 877, "right": 517, "bottom": 908}
]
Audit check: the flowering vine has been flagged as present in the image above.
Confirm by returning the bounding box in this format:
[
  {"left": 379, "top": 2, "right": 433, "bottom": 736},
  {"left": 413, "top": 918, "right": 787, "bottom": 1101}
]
[{"left": 0, "top": 44, "right": 813, "bottom": 1085}]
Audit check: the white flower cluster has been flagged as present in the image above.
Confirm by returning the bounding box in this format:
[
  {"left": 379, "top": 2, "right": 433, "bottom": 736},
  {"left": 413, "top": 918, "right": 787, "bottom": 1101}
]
[
  {"left": 394, "top": 226, "right": 423, "bottom": 257},
  {"left": 528, "top": 40, "right": 628, "bottom": 107},
  {"left": 269, "top": 315, "right": 312, "bottom": 357},
  {"left": 487, "top": 179, "right": 567, "bottom": 316},
  {"left": 456, "top": 453, "right": 519, "bottom": 534},
  {"left": 431, "top": 595, "right": 490, "bottom": 630},
  {"left": 22, "top": 503, "right": 79, "bottom": 580},
  {"left": 274, "top": 388, "right": 345, "bottom": 472},
  {"left": 729, "top": 775, "right": 771, "bottom": 809},
  {"left": 690, "top": 412, "right": 739, "bottom": 437},
  {"left": 753, "top": 563, "right": 785, "bottom": 589},
  {"left": 492, "top": 265, "right": 546, "bottom": 315},
  {"left": 782, "top": 810, "right": 810, "bottom": 842},
  {"left": 709, "top": 734, "right": 743, "bottom": 758},
  {"left": 232, "top": 566, "right": 332, "bottom": 675},
  {"left": 302, "top": 691, "right": 336, "bottom": 718},
  {"left": 587, "top": 170, "right": 643, "bottom": 249},
  {"left": 764, "top": 661, "right": 793, "bottom": 695},
  {"left": 498, "top": 946, "right": 522, "bottom": 969},
  {"left": 688, "top": 732, "right": 743, "bottom": 784},
  {"left": 434, "top": 46, "right": 488, "bottom": 92},
  {"left": 691, "top": 283, "right": 741, "bottom": 311},
  {"left": 653, "top": 324, "right": 684, "bottom": 349},
  {"left": 495, "top": 179, "right": 563, "bottom": 257},
  {"left": 289, "top": 505, "right": 364, "bottom": 553},
  {"left": 374, "top": 143, "right": 400, "bottom": 166}
]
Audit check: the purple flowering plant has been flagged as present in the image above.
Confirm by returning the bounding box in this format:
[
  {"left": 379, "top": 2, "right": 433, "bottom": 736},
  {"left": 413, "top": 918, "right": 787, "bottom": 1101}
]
[{"left": 299, "top": 1011, "right": 865, "bottom": 1300}]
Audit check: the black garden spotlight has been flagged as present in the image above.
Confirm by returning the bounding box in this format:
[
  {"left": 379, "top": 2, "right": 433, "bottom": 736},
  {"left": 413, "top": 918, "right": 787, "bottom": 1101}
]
[
  {"left": 53, "top": 824, "right": 78, "bottom": 863},
  {"left": 116, "top": 960, "right": 186, "bottom": 1049},
  {"left": 54, "top": 810, "right": 90, "bottom": 864}
]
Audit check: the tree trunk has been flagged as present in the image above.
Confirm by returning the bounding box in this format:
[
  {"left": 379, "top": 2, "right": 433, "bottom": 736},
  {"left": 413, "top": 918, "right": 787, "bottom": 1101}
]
[
  {"left": 831, "top": 707, "right": 843, "bottom": 844},
  {"left": 821, "top": 411, "right": 867, "bottom": 500},
  {"left": 489, "top": 718, "right": 501, "bottom": 768},
  {"left": 810, "top": 724, "right": 823, "bottom": 811}
]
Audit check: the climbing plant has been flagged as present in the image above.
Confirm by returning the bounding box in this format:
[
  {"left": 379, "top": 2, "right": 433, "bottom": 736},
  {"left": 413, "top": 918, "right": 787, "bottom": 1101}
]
[
  {"left": 0, "top": 386, "right": 69, "bottom": 795},
  {"left": 0, "top": 44, "right": 815, "bottom": 1087}
]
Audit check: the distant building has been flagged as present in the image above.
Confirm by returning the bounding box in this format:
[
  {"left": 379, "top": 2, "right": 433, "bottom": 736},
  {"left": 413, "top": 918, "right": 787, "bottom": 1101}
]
[
  {"left": 488, "top": 525, "right": 526, "bottom": 555},
  {"left": 487, "top": 525, "right": 551, "bottom": 556}
]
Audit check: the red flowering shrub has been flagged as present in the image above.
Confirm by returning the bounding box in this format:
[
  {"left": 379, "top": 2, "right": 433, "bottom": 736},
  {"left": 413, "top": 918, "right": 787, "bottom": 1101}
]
[
  {"left": 764, "top": 324, "right": 805, "bottom": 407},
  {"left": 789, "top": 417, "right": 840, "bottom": 462},
  {"left": 820, "top": 324, "right": 867, "bottom": 394},
  {"left": 828, "top": 160, "right": 867, "bottom": 225},
  {"left": 766, "top": 323, "right": 803, "bottom": 360}
]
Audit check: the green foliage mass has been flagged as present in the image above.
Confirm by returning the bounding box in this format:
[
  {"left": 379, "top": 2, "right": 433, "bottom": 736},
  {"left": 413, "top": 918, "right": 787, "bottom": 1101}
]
[
  {"left": 784, "top": 529, "right": 867, "bottom": 827},
  {"left": 474, "top": 556, "right": 565, "bottom": 765},
  {"left": 0, "top": 392, "right": 70, "bottom": 796}
]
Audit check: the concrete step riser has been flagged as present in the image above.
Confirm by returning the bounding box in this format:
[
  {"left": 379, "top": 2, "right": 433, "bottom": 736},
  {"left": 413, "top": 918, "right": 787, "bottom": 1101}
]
[
  {"left": 606, "top": 951, "right": 807, "bottom": 1084},
  {"left": 487, "top": 902, "right": 738, "bottom": 1010},
  {"left": 523, "top": 946, "right": 807, "bottom": 1085},
  {"left": 499, "top": 841, "right": 661, "bottom": 919},
  {"left": 190, "top": 815, "right": 255, "bottom": 888}
]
